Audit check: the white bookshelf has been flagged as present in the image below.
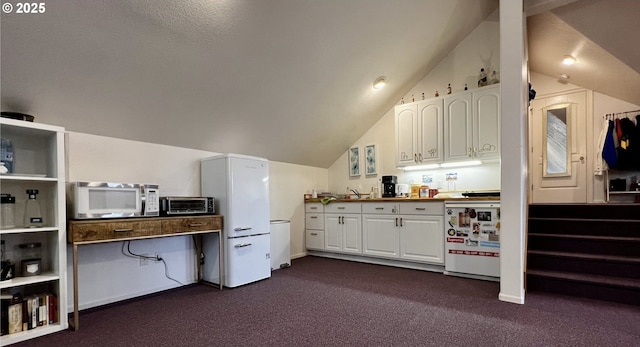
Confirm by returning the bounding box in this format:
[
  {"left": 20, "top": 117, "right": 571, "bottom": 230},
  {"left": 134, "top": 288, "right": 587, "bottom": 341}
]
[{"left": 1, "top": 118, "right": 68, "bottom": 345}]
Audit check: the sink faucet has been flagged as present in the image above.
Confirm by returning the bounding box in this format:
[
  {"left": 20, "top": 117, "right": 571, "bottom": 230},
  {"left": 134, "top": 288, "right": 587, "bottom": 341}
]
[{"left": 350, "top": 188, "right": 361, "bottom": 199}]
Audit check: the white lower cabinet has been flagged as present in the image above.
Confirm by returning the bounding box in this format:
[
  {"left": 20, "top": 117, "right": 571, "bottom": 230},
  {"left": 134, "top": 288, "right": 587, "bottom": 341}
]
[
  {"left": 305, "top": 203, "right": 325, "bottom": 250},
  {"left": 306, "top": 201, "right": 444, "bottom": 265},
  {"left": 361, "top": 202, "right": 444, "bottom": 264},
  {"left": 324, "top": 203, "right": 361, "bottom": 254},
  {"left": 399, "top": 215, "right": 444, "bottom": 263},
  {"left": 362, "top": 214, "right": 400, "bottom": 257},
  {"left": 325, "top": 214, "right": 362, "bottom": 254}
]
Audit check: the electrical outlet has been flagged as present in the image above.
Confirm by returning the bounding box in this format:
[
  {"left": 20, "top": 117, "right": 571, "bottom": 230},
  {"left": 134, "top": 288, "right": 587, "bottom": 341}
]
[{"left": 140, "top": 253, "right": 149, "bottom": 266}]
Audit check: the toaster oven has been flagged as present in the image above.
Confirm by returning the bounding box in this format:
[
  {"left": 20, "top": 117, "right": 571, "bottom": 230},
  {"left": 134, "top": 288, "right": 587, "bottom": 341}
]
[{"left": 160, "top": 197, "right": 215, "bottom": 216}]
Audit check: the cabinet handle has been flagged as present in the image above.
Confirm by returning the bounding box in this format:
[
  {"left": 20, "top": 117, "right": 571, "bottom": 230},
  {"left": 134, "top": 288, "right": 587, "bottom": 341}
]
[
  {"left": 337, "top": 207, "right": 346, "bottom": 210},
  {"left": 395, "top": 218, "right": 398, "bottom": 227},
  {"left": 310, "top": 216, "right": 318, "bottom": 219},
  {"left": 310, "top": 207, "right": 317, "bottom": 210},
  {"left": 418, "top": 153, "right": 423, "bottom": 162},
  {"left": 234, "top": 243, "right": 252, "bottom": 248},
  {"left": 375, "top": 207, "right": 384, "bottom": 210},
  {"left": 341, "top": 216, "right": 344, "bottom": 224},
  {"left": 414, "top": 153, "right": 418, "bottom": 162},
  {"left": 310, "top": 232, "right": 318, "bottom": 236},
  {"left": 400, "top": 218, "right": 403, "bottom": 227},
  {"left": 113, "top": 228, "right": 133, "bottom": 233},
  {"left": 188, "top": 223, "right": 204, "bottom": 227},
  {"left": 468, "top": 147, "right": 473, "bottom": 157},
  {"left": 415, "top": 207, "right": 426, "bottom": 211}
]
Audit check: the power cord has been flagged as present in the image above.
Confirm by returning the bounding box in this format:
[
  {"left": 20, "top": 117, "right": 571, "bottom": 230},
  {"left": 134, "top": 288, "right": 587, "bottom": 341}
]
[{"left": 121, "top": 241, "right": 186, "bottom": 286}]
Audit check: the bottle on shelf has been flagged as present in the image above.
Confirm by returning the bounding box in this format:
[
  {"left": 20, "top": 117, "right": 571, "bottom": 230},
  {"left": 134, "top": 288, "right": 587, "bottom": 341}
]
[
  {"left": 489, "top": 70, "right": 499, "bottom": 84},
  {"left": 1, "top": 138, "right": 15, "bottom": 174},
  {"left": 400, "top": 97, "right": 404, "bottom": 104},
  {"left": 421, "top": 92, "right": 425, "bottom": 100},
  {"left": 435, "top": 91, "right": 439, "bottom": 97},
  {"left": 345, "top": 187, "right": 351, "bottom": 199},
  {"left": 447, "top": 83, "right": 452, "bottom": 94},
  {"left": 24, "top": 189, "right": 44, "bottom": 228},
  {"left": 1, "top": 194, "right": 16, "bottom": 229},
  {"left": 478, "top": 68, "right": 487, "bottom": 87},
  {"left": 464, "top": 83, "right": 468, "bottom": 91}
]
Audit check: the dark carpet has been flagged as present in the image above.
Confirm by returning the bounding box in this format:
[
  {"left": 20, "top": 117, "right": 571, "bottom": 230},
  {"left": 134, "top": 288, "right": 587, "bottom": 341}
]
[{"left": 13, "top": 256, "right": 640, "bottom": 346}]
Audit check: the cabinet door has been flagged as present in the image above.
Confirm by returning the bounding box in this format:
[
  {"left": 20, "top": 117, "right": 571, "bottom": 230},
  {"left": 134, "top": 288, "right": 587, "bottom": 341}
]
[
  {"left": 473, "top": 85, "right": 500, "bottom": 159},
  {"left": 324, "top": 214, "right": 342, "bottom": 251},
  {"left": 400, "top": 215, "right": 444, "bottom": 264},
  {"left": 362, "top": 215, "right": 399, "bottom": 258},
  {"left": 395, "top": 104, "right": 418, "bottom": 166},
  {"left": 417, "top": 99, "right": 444, "bottom": 164},
  {"left": 342, "top": 215, "right": 362, "bottom": 254},
  {"left": 444, "top": 92, "right": 473, "bottom": 162}
]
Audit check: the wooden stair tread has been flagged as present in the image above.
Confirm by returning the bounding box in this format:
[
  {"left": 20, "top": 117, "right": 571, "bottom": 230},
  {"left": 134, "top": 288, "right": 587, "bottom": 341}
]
[
  {"left": 527, "top": 269, "right": 640, "bottom": 289},
  {"left": 528, "top": 250, "right": 640, "bottom": 263},
  {"left": 528, "top": 233, "right": 640, "bottom": 242}
]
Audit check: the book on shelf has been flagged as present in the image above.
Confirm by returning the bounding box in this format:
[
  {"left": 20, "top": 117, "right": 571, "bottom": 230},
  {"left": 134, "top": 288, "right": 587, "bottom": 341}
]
[{"left": 0, "top": 292, "right": 58, "bottom": 336}]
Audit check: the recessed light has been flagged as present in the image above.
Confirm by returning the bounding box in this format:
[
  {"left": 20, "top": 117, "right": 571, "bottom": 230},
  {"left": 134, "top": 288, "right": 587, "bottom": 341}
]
[
  {"left": 562, "top": 55, "right": 576, "bottom": 65},
  {"left": 373, "top": 76, "right": 386, "bottom": 89}
]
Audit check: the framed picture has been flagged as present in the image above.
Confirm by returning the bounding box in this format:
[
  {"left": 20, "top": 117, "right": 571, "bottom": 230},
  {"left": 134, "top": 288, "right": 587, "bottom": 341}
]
[
  {"left": 349, "top": 146, "right": 360, "bottom": 177},
  {"left": 365, "top": 144, "right": 377, "bottom": 176}
]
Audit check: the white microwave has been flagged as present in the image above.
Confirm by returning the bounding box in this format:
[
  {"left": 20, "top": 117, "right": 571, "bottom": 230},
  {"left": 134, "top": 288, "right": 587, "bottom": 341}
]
[{"left": 72, "top": 182, "right": 160, "bottom": 219}]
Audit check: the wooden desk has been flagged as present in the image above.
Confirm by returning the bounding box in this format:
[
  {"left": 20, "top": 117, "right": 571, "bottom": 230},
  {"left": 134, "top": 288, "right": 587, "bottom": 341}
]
[{"left": 67, "top": 215, "right": 223, "bottom": 330}]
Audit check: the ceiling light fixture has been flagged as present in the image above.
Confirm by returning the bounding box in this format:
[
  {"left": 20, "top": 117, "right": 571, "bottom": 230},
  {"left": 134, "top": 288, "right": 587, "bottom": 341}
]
[
  {"left": 373, "top": 76, "right": 386, "bottom": 89},
  {"left": 562, "top": 55, "right": 576, "bottom": 65}
]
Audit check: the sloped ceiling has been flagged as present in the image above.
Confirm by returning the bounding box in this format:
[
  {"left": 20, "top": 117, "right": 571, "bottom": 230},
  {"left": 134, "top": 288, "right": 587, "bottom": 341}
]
[
  {"left": 2, "top": 0, "right": 637, "bottom": 169},
  {"left": 0, "top": 0, "right": 497, "bottom": 168},
  {"left": 527, "top": 0, "right": 640, "bottom": 106}
]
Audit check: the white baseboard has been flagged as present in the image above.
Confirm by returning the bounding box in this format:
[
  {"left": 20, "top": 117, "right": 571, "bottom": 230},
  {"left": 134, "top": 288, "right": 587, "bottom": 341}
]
[
  {"left": 499, "top": 292, "right": 525, "bottom": 304},
  {"left": 291, "top": 252, "right": 306, "bottom": 260}
]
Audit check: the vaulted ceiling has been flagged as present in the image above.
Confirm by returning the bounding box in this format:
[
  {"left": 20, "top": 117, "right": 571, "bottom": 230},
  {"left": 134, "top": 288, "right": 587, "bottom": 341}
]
[{"left": 2, "top": 0, "right": 638, "bottom": 168}]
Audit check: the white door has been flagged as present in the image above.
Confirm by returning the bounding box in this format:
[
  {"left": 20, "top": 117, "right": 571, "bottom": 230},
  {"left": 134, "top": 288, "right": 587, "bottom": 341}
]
[
  {"left": 395, "top": 104, "right": 418, "bottom": 166},
  {"left": 324, "top": 214, "right": 342, "bottom": 252},
  {"left": 400, "top": 215, "right": 444, "bottom": 264},
  {"left": 362, "top": 215, "right": 400, "bottom": 258},
  {"left": 342, "top": 215, "right": 362, "bottom": 254},
  {"left": 530, "top": 90, "right": 588, "bottom": 203},
  {"left": 444, "top": 92, "right": 473, "bottom": 162},
  {"left": 418, "top": 99, "right": 444, "bottom": 163}
]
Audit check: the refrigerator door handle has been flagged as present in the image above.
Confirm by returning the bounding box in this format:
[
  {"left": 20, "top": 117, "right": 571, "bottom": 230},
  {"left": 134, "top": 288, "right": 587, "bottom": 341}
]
[
  {"left": 234, "top": 243, "right": 252, "bottom": 248},
  {"left": 234, "top": 227, "right": 253, "bottom": 231}
]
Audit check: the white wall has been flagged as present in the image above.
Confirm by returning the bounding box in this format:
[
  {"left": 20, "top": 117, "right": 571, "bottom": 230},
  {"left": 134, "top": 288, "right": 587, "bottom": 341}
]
[
  {"left": 328, "top": 16, "right": 501, "bottom": 194},
  {"left": 66, "top": 132, "right": 327, "bottom": 310}
]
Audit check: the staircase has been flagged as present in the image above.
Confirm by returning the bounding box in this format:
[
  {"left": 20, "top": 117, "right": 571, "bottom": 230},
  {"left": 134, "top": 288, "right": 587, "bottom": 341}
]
[{"left": 527, "top": 204, "right": 640, "bottom": 306}]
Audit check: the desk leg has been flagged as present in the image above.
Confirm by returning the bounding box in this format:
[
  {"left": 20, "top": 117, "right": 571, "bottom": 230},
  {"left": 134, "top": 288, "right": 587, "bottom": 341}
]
[{"left": 70, "top": 243, "right": 79, "bottom": 331}]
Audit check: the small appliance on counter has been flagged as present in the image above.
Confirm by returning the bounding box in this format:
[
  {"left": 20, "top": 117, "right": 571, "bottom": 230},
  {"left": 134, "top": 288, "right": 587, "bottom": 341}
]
[
  {"left": 72, "top": 181, "right": 159, "bottom": 219},
  {"left": 160, "top": 196, "right": 215, "bottom": 216},
  {"left": 382, "top": 175, "right": 397, "bottom": 197},
  {"left": 396, "top": 184, "right": 410, "bottom": 197}
]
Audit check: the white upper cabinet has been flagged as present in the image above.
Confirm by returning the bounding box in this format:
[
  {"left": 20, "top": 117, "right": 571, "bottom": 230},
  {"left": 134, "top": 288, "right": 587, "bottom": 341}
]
[
  {"left": 444, "top": 92, "right": 473, "bottom": 162},
  {"left": 472, "top": 85, "right": 500, "bottom": 160},
  {"left": 444, "top": 84, "right": 500, "bottom": 162},
  {"left": 395, "top": 98, "right": 444, "bottom": 167}
]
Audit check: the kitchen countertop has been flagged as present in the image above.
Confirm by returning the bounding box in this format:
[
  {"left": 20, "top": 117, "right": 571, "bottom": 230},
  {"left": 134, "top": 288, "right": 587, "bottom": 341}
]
[{"left": 304, "top": 196, "right": 500, "bottom": 203}]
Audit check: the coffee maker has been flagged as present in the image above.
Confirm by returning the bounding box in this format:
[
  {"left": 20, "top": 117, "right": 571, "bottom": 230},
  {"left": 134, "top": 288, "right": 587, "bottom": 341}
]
[{"left": 381, "top": 175, "right": 397, "bottom": 198}]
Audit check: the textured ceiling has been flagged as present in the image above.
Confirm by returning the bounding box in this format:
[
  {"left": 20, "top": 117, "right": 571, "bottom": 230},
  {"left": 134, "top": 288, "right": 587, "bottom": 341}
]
[
  {"left": 1, "top": 0, "right": 497, "bottom": 168},
  {"left": 2, "top": 0, "right": 638, "bottom": 169}
]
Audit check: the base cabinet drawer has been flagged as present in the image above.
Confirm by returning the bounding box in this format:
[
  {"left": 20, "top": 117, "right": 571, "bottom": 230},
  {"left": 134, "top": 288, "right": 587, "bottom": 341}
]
[
  {"left": 306, "top": 230, "right": 325, "bottom": 250},
  {"left": 305, "top": 213, "right": 324, "bottom": 230}
]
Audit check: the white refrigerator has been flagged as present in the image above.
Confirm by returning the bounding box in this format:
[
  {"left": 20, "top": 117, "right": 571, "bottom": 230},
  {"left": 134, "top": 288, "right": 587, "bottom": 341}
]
[
  {"left": 444, "top": 201, "right": 501, "bottom": 281},
  {"left": 201, "top": 154, "right": 271, "bottom": 288}
]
